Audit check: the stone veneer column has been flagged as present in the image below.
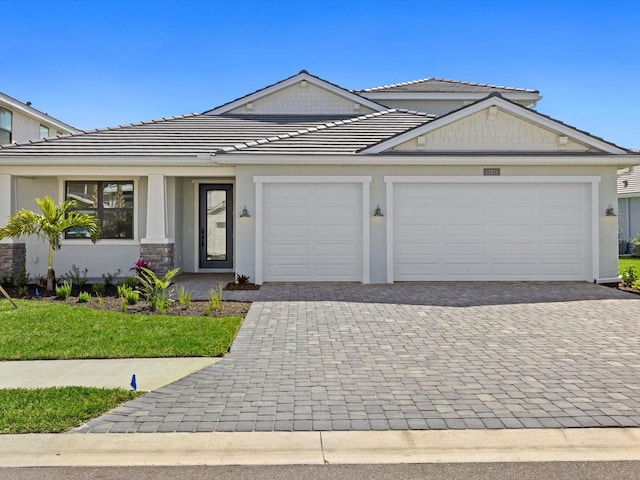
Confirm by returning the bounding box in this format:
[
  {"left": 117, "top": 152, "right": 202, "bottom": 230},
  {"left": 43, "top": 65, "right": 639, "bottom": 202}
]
[
  {"left": 140, "top": 174, "right": 174, "bottom": 276},
  {"left": 0, "top": 243, "right": 26, "bottom": 277},
  {"left": 0, "top": 174, "right": 26, "bottom": 276}
]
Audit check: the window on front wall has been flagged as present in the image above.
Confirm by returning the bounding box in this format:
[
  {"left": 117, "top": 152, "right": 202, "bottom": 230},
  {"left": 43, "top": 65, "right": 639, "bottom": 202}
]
[
  {"left": 0, "top": 107, "right": 12, "bottom": 144},
  {"left": 65, "top": 181, "right": 134, "bottom": 239},
  {"left": 39, "top": 124, "right": 50, "bottom": 138}
]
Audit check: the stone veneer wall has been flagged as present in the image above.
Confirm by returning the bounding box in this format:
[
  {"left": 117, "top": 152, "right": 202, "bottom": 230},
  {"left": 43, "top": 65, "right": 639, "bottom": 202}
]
[
  {"left": 140, "top": 243, "right": 175, "bottom": 276},
  {"left": 0, "top": 243, "right": 26, "bottom": 276}
]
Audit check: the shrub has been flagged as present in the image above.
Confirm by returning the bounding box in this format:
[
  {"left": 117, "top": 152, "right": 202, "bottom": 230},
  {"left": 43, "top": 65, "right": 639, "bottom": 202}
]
[
  {"left": 77, "top": 291, "right": 91, "bottom": 303},
  {"left": 118, "top": 284, "right": 139, "bottom": 306},
  {"left": 102, "top": 269, "right": 121, "bottom": 288},
  {"left": 13, "top": 267, "right": 29, "bottom": 289},
  {"left": 136, "top": 267, "right": 179, "bottom": 312},
  {"left": 17, "top": 286, "right": 28, "bottom": 298},
  {"left": 122, "top": 276, "right": 138, "bottom": 289},
  {"left": 205, "top": 283, "right": 223, "bottom": 315},
  {"left": 55, "top": 280, "right": 73, "bottom": 300},
  {"left": 92, "top": 283, "right": 106, "bottom": 297},
  {"left": 177, "top": 286, "right": 192, "bottom": 309},
  {"left": 236, "top": 273, "right": 250, "bottom": 285},
  {"left": 0, "top": 272, "right": 11, "bottom": 288},
  {"left": 622, "top": 266, "right": 639, "bottom": 288},
  {"left": 61, "top": 265, "right": 88, "bottom": 289}
]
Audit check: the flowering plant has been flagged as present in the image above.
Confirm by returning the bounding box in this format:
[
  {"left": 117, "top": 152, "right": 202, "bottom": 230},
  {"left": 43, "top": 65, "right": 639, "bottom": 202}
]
[{"left": 131, "top": 258, "right": 154, "bottom": 274}]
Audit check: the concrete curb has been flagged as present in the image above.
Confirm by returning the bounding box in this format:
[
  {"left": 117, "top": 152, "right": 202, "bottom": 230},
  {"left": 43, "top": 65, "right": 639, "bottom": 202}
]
[{"left": 0, "top": 428, "right": 639, "bottom": 467}]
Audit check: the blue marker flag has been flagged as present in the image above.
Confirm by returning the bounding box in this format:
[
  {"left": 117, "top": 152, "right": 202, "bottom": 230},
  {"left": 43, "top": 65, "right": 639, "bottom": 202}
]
[{"left": 130, "top": 374, "right": 137, "bottom": 391}]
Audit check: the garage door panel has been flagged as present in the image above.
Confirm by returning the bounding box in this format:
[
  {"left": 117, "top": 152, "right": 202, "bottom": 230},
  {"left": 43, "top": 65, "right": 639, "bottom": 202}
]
[
  {"left": 489, "top": 243, "right": 536, "bottom": 255},
  {"left": 444, "top": 224, "right": 486, "bottom": 236},
  {"left": 540, "top": 263, "right": 584, "bottom": 277},
  {"left": 492, "top": 263, "right": 536, "bottom": 277},
  {"left": 263, "top": 183, "right": 362, "bottom": 282},
  {"left": 393, "top": 182, "right": 591, "bottom": 281}
]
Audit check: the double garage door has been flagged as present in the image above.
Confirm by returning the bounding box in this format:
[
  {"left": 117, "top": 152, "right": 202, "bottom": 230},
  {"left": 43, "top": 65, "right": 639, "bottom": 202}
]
[{"left": 258, "top": 178, "right": 593, "bottom": 283}]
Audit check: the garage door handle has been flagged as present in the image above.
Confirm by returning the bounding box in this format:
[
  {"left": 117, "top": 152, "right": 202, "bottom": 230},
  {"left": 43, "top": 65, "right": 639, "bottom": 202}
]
[{"left": 200, "top": 229, "right": 205, "bottom": 248}]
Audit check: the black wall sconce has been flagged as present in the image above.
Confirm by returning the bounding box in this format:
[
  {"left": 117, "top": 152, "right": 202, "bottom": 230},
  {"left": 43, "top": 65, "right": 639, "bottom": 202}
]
[
  {"left": 605, "top": 204, "right": 617, "bottom": 217},
  {"left": 373, "top": 205, "right": 384, "bottom": 217},
  {"left": 240, "top": 206, "right": 251, "bottom": 218}
]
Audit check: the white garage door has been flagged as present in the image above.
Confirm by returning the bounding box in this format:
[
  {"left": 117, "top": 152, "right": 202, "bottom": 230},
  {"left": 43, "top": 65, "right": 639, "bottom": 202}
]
[
  {"left": 262, "top": 183, "right": 363, "bottom": 281},
  {"left": 393, "top": 181, "right": 592, "bottom": 281}
]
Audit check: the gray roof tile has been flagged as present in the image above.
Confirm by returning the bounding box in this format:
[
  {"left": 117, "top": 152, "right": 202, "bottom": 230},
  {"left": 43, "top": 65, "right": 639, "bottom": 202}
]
[
  {"left": 0, "top": 111, "right": 433, "bottom": 156},
  {"left": 356, "top": 77, "right": 539, "bottom": 94}
]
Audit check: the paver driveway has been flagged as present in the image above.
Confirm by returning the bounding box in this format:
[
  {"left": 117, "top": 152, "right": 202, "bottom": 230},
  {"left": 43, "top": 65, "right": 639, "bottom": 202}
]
[{"left": 77, "top": 282, "right": 640, "bottom": 433}]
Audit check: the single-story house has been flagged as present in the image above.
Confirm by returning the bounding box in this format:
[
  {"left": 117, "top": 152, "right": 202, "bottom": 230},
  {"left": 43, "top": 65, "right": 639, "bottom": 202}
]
[{"left": 0, "top": 71, "right": 637, "bottom": 284}]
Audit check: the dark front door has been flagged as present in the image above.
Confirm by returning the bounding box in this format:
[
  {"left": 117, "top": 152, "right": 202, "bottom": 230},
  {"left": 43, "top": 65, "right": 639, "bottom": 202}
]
[{"left": 199, "top": 184, "right": 233, "bottom": 269}]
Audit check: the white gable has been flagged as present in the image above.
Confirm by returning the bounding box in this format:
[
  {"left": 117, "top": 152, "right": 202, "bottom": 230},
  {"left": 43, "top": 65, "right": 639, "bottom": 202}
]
[
  {"left": 227, "top": 81, "right": 376, "bottom": 115},
  {"left": 361, "top": 95, "right": 626, "bottom": 155},
  {"left": 393, "top": 107, "right": 593, "bottom": 153},
  {"left": 206, "top": 71, "right": 386, "bottom": 116}
]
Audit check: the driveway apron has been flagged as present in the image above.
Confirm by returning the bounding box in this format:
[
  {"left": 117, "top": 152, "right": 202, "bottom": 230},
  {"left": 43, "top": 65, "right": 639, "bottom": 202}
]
[{"left": 77, "top": 282, "right": 640, "bottom": 433}]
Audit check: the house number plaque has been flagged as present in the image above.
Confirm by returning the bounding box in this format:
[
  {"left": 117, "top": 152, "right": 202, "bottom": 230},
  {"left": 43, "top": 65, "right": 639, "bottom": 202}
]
[{"left": 483, "top": 168, "right": 501, "bottom": 176}]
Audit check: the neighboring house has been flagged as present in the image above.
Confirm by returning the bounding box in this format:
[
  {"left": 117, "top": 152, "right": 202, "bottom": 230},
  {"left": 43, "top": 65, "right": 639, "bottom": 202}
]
[
  {"left": 0, "top": 71, "right": 637, "bottom": 284},
  {"left": 617, "top": 159, "right": 640, "bottom": 253},
  {"left": 0, "top": 92, "right": 80, "bottom": 145}
]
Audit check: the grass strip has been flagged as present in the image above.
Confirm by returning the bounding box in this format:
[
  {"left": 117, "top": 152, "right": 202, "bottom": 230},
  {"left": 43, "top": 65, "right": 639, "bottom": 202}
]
[
  {"left": 619, "top": 256, "right": 640, "bottom": 274},
  {"left": 0, "top": 300, "right": 242, "bottom": 360},
  {"left": 0, "top": 387, "right": 142, "bottom": 433}
]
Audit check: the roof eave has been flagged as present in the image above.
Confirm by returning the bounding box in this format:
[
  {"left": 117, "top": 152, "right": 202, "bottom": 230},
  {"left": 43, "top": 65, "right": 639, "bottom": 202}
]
[
  {"left": 358, "top": 91, "right": 542, "bottom": 102},
  {"left": 0, "top": 93, "right": 81, "bottom": 133}
]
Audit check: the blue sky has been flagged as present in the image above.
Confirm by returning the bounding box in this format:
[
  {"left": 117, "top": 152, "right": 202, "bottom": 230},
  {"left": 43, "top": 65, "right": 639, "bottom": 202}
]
[{"left": 3, "top": 0, "right": 639, "bottom": 147}]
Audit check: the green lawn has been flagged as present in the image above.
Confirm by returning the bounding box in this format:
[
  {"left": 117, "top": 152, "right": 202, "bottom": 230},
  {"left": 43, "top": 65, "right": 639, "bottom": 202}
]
[
  {"left": 0, "top": 387, "right": 142, "bottom": 433},
  {"left": 0, "top": 300, "right": 242, "bottom": 360},
  {"left": 619, "top": 256, "right": 640, "bottom": 274}
]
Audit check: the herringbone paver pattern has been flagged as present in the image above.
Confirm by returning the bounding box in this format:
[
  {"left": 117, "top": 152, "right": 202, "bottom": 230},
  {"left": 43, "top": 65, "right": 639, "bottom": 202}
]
[{"left": 77, "top": 282, "right": 640, "bottom": 433}]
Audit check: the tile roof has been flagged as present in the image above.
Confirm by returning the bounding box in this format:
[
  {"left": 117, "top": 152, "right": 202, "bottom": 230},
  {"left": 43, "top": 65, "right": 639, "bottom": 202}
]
[
  {"left": 356, "top": 77, "right": 539, "bottom": 94},
  {"left": 0, "top": 111, "right": 434, "bottom": 156},
  {"left": 219, "top": 110, "right": 435, "bottom": 154}
]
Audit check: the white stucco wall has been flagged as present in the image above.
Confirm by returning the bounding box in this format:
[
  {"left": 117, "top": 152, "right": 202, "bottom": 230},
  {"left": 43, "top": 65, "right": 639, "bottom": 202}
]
[
  {"left": 5, "top": 110, "right": 68, "bottom": 144},
  {"left": 235, "top": 163, "right": 619, "bottom": 284},
  {"left": 14, "top": 175, "right": 148, "bottom": 280}
]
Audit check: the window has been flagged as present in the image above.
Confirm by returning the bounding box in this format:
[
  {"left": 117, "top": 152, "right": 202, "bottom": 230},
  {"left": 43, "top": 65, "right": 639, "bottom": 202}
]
[
  {"left": 65, "top": 181, "right": 134, "bottom": 239},
  {"left": 39, "top": 124, "right": 50, "bottom": 138},
  {"left": 0, "top": 107, "right": 12, "bottom": 144}
]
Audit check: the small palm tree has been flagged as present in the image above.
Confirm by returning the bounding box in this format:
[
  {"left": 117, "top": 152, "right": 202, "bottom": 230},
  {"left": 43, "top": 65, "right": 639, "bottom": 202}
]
[{"left": 0, "top": 196, "right": 101, "bottom": 291}]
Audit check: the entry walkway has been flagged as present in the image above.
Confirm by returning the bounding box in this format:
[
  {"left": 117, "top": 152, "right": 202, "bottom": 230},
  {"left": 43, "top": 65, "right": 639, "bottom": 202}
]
[
  {"left": 0, "top": 358, "right": 220, "bottom": 391},
  {"left": 78, "top": 282, "right": 640, "bottom": 433}
]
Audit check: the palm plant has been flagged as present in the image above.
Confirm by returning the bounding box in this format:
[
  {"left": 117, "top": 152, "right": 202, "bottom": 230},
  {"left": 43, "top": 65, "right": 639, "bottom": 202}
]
[{"left": 0, "top": 196, "right": 101, "bottom": 291}]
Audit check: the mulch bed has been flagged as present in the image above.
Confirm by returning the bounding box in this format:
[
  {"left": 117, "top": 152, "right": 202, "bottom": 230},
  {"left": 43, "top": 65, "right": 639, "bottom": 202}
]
[
  {"left": 223, "top": 282, "right": 260, "bottom": 291},
  {"left": 1, "top": 284, "right": 251, "bottom": 318}
]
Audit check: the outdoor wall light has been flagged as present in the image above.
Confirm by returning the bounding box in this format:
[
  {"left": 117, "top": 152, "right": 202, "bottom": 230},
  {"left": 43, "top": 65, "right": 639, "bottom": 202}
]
[
  {"left": 240, "top": 206, "right": 251, "bottom": 218},
  {"left": 373, "top": 205, "right": 384, "bottom": 217},
  {"left": 605, "top": 204, "right": 617, "bottom": 217}
]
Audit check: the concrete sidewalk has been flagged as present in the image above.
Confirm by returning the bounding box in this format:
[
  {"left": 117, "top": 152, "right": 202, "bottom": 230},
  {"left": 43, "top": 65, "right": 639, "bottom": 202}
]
[
  {"left": 0, "top": 358, "right": 221, "bottom": 391},
  {"left": 0, "top": 429, "right": 639, "bottom": 467}
]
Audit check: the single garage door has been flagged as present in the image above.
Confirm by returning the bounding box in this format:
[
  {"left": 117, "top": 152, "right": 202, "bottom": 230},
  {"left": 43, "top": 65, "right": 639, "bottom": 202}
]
[
  {"left": 392, "top": 181, "right": 592, "bottom": 281},
  {"left": 262, "top": 182, "right": 363, "bottom": 281}
]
